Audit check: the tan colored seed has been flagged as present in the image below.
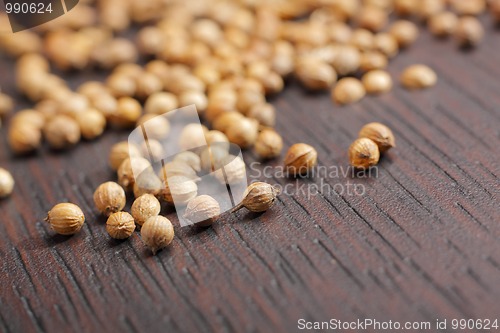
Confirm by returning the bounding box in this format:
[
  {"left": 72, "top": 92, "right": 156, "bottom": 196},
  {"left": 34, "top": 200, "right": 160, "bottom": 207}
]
[
  {"left": 109, "top": 141, "right": 141, "bottom": 171},
  {"left": 8, "top": 123, "right": 42, "bottom": 154},
  {"left": 110, "top": 97, "right": 142, "bottom": 128},
  {"left": 360, "top": 51, "right": 388, "bottom": 72},
  {"left": 357, "top": 6, "right": 388, "bottom": 32},
  {"left": 332, "top": 45, "right": 361, "bottom": 76},
  {"left": 106, "top": 212, "right": 136, "bottom": 239},
  {"left": 183, "top": 195, "right": 221, "bottom": 227},
  {"left": 137, "top": 114, "right": 171, "bottom": 140},
  {"left": 93, "top": 181, "right": 126, "bottom": 216},
  {"left": 131, "top": 194, "right": 161, "bottom": 226},
  {"left": 295, "top": 58, "right": 337, "bottom": 90},
  {"left": 374, "top": 33, "right": 399, "bottom": 58},
  {"left": 141, "top": 215, "right": 174, "bottom": 255},
  {"left": 401, "top": 64, "right": 437, "bottom": 89},
  {"left": 45, "top": 203, "right": 85, "bottom": 236},
  {"left": 144, "top": 92, "right": 178, "bottom": 115},
  {"left": 349, "top": 138, "right": 380, "bottom": 169},
  {"left": 0, "top": 93, "right": 14, "bottom": 119},
  {"left": 226, "top": 118, "right": 259, "bottom": 149},
  {"left": 75, "top": 109, "right": 107, "bottom": 140},
  {"left": 362, "top": 70, "right": 393, "bottom": 94},
  {"left": 454, "top": 16, "right": 484, "bottom": 47},
  {"left": 247, "top": 103, "right": 276, "bottom": 128},
  {"left": 213, "top": 155, "right": 247, "bottom": 185},
  {"left": 174, "top": 151, "right": 201, "bottom": 173},
  {"left": 0, "top": 168, "right": 15, "bottom": 198},
  {"left": 428, "top": 12, "right": 458, "bottom": 37},
  {"left": 43, "top": 115, "right": 81, "bottom": 149},
  {"left": 233, "top": 182, "right": 280, "bottom": 213},
  {"left": 332, "top": 78, "right": 366, "bottom": 105},
  {"left": 159, "top": 176, "right": 198, "bottom": 205},
  {"left": 284, "top": 143, "right": 318, "bottom": 177},
  {"left": 179, "top": 123, "right": 209, "bottom": 151},
  {"left": 358, "top": 122, "right": 396, "bottom": 153},
  {"left": 117, "top": 157, "right": 152, "bottom": 191},
  {"left": 254, "top": 129, "right": 283, "bottom": 160},
  {"left": 451, "top": 0, "right": 486, "bottom": 16},
  {"left": 212, "top": 112, "right": 244, "bottom": 132},
  {"left": 389, "top": 20, "right": 419, "bottom": 48},
  {"left": 140, "top": 139, "right": 164, "bottom": 161}
]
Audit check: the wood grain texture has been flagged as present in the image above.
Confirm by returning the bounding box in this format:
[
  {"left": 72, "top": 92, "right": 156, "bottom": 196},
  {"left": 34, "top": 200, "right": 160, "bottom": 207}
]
[{"left": 0, "top": 15, "right": 499, "bottom": 333}]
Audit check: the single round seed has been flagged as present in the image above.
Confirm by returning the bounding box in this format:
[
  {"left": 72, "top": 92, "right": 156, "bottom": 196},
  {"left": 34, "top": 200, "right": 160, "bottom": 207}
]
[
  {"left": 362, "top": 70, "right": 393, "bottom": 94},
  {"left": 254, "top": 129, "right": 283, "bottom": 160},
  {"left": 0, "top": 168, "right": 15, "bottom": 198},
  {"left": 106, "top": 212, "right": 136, "bottom": 239},
  {"left": 174, "top": 151, "right": 201, "bottom": 173},
  {"left": 158, "top": 176, "right": 198, "bottom": 205},
  {"left": 400, "top": 64, "right": 437, "bottom": 89},
  {"left": 284, "top": 143, "right": 318, "bottom": 177},
  {"left": 75, "top": 109, "right": 107, "bottom": 140},
  {"left": 110, "top": 97, "right": 142, "bottom": 128},
  {"left": 8, "top": 123, "right": 42, "bottom": 154},
  {"left": 358, "top": 122, "right": 396, "bottom": 153},
  {"left": 359, "top": 51, "right": 388, "bottom": 72},
  {"left": 374, "top": 33, "right": 399, "bottom": 58},
  {"left": 144, "top": 92, "right": 178, "bottom": 115},
  {"left": 332, "top": 78, "right": 366, "bottom": 105},
  {"left": 141, "top": 215, "right": 174, "bottom": 255},
  {"left": 45, "top": 203, "right": 85, "bottom": 236},
  {"left": 389, "top": 20, "right": 419, "bottom": 48},
  {"left": 93, "top": 181, "right": 126, "bottom": 216},
  {"left": 233, "top": 182, "right": 280, "bottom": 213},
  {"left": 137, "top": 114, "right": 171, "bottom": 140},
  {"left": 179, "top": 123, "right": 209, "bottom": 150},
  {"left": 131, "top": 194, "right": 161, "bottom": 227},
  {"left": 332, "top": 45, "right": 361, "bottom": 76},
  {"left": 140, "top": 139, "right": 164, "bottom": 161},
  {"left": 428, "top": 12, "right": 458, "bottom": 37},
  {"left": 183, "top": 195, "right": 221, "bottom": 227},
  {"left": 295, "top": 58, "right": 337, "bottom": 90},
  {"left": 109, "top": 141, "right": 141, "bottom": 171},
  {"left": 43, "top": 115, "right": 81, "bottom": 149},
  {"left": 213, "top": 155, "right": 246, "bottom": 185},
  {"left": 117, "top": 157, "right": 152, "bottom": 191},
  {"left": 225, "top": 118, "right": 259, "bottom": 149},
  {"left": 349, "top": 138, "right": 380, "bottom": 169},
  {"left": 454, "top": 16, "right": 484, "bottom": 47},
  {"left": 357, "top": 6, "right": 388, "bottom": 32}
]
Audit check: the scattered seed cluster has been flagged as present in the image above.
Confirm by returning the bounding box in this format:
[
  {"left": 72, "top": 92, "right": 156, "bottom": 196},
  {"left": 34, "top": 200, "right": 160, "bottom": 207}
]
[{"left": 0, "top": 0, "right": 496, "bottom": 251}]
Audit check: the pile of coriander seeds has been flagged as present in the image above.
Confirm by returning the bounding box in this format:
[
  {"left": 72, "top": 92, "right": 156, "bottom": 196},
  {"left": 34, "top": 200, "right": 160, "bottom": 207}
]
[{"left": 0, "top": 0, "right": 498, "bottom": 254}]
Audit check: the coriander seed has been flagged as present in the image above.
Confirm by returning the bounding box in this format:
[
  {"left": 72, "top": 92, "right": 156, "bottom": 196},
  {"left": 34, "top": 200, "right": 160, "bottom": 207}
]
[
  {"left": 284, "top": 143, "right": 318, "bottom": 177},
  {"left": 43, "top": 115, "right": 81, "bottom": 149},
  {"left": 295, "top": 58, "right": 337, "bottom": 90},
  {"left": 389, "top": 20, "right": 419, "bottom": 48},
  {"left": 118, "top": 157, "right": 152, "bottom": 191},
  {"left": 254, "top": 129, "right": 283, "bottom": 160},
  {"left": 159, "top": 176, "right": 198, "bottom": 205},
  {"left": 212, "top": 112, "right": 244, "bottom": 132},
  {"left": 93, "top": 181, "right": 126, "bottom": 216},
  {"left": 174, "top": 151, "right": 202, "bottom": 173},
  {"left": 362, "top": 70, "right": 393, "bottom": 94},
  {"left": 401, "top": 64, "right": 437, "bottom": 89},
  {"left": 131, "top": 194, "right": 161, "bottom": 226},
  {"left": 140, "top": 139, "right": 164, "bottom": 161},
  {"left": 358, "top": 122, "right": 396, "bottom": 152},
  {"left": 45, "top": 203, "right": 85, "bottom": 235},
  {"left": 75, "top": 109, "right": 107, "bottom": 140},
  {"left": 183, "top": 195, "right": 221, "bottom": 227},
  {"left": 109, "top": 141, "right": 141, "bottom": 171},
  {"left": 428, "top": 12, "right": 458, "bottom": 37},
  {"left": 332, "top": 45, "right": 361, "bottom": 76},
  {"left": 349, "top": 138, "right": 380, "bottom": 169},
  {"left": 233, "top": 182, "right": 279, "bottom": 213},
  {"left": 0, "top": 93, "right": 13, "bottom": 119},
  {"left": 360, "top": 51, "right": 388, "bottom": 72},
  {"left": 454, "top": 16, "right": 484, "bottom": 48},
  {"left": 0, "top": 168, "right": 15, "bottom": 198},
  {"left": 332, "top": 78, "right": 366, "bottom": 105},
  {"left": 200, "top": 146, "right": 230, "bottom": 172},
  {"left": 357, "top": 6, "right": 388, "bottom": 32},
  {"left": 213, "top": 155, "right": 247, "bottom": 185},
  {"left": 159, "top": 161, "right": 198, "bottom": 180},
  {"left": 106, "top": 212, "right": 136, "bottom": 239},
  {"left": 8, "top": 123, "right": 42, "bottom": 154},
  {"left": 141, "top": 216, "right": 175, "bottom": 255},
  {"left": 137, "top": 114, "right": 171, "bottom": 140},
  {"left": 226, "top": 118, "right": 259, "bottom": 149},
  {"left": 144, "top": 92, "right": 178, "bottom": 115},
  {"left": 110, "top": 97, "right": 142, "bottom": 128},
  {"left": 247, "top": 103, "right": 277, "bottom": 128},
  {"left": 179, "top": 124, "right": 209, "bottom": 150}
]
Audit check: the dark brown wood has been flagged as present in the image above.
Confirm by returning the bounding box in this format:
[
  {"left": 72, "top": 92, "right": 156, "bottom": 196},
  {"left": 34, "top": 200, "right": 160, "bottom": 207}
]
[{"left": 0, "top": 15, "right": 499, "bottom": 333}]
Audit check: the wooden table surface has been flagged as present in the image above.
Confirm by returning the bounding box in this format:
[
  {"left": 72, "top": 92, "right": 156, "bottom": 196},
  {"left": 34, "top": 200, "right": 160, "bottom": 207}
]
[{"left": 0, "top": 14, "right": 499, "bottom": 333}]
